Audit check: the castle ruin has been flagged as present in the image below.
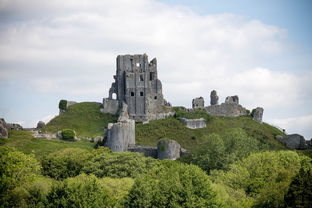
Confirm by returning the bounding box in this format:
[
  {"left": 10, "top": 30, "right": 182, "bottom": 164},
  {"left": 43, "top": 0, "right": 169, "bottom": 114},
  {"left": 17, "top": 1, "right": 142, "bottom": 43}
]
[{"left": 102, "top": 54, "right": 172, "bottom": 122}]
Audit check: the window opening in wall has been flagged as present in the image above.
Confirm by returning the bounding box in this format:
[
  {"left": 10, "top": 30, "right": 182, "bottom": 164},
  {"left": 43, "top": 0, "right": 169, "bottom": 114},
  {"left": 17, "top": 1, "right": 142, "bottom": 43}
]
[
  {"left": 112, "top": 93, "right": 116, "bottom": 99},
  {"left": 136, "top": 63, "right": 140, "bottom": 67},
  {"left": 154, "top": 96, "right": 157, "bottom": 100},
  {"left": 131, "top": 92, "right": 135, "bottom": 96},
  {"left": 150, "top": 72, "right": 154, "bottom": 81},
  {"left": 140, "top": 74, "right": 144, "bottom": 81},
  {"left": 140, "top": 92, "right": 144, "bottom": 96}
]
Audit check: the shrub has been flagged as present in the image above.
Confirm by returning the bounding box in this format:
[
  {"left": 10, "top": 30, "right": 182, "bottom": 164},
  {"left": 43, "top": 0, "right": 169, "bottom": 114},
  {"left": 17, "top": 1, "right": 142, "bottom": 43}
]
[
  {"left": 58, "top": 99, "right": 67, "bottom": 110},
  {"left": 124, "top": 160, "right": 219, "bottom": 208},
  {"left": 212, "top": 151, "right": 308, "bottom": 208},
  {"left": 0, "top": 147, "right": 42, "bottom": 207},
  {"left": 83, "top": 149, "right": 160, "bottom": 178},
  {"left": 42, "top": 148, "right": 90, "bottom": 180},
  {"left": 61, "top": 129, "right": 76, "bottom": 141},
  {"left": 47, "top": 174, "right": 113, "bottom": 208}
]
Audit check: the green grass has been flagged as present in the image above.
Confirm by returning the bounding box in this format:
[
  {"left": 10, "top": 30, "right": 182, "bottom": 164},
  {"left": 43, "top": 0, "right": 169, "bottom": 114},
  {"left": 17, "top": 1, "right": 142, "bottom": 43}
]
[
  {"left": 0, "top": 137, "right": 94, "bottom": 160},
  {"left": 42, "top": 102, "right": 118, "bottom": 138},
  {"left": 9, "top": 130, "right": 34, "bottom": 139},
  {"left": 136, "top": 110, "right": 286, "bottom": 151}
]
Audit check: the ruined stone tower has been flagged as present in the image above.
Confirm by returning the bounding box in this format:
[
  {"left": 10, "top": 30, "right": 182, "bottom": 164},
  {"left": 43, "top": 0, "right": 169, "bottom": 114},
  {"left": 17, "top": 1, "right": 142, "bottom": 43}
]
[{"left": 102, "top": 54, "right": 172, "bottom": 122}]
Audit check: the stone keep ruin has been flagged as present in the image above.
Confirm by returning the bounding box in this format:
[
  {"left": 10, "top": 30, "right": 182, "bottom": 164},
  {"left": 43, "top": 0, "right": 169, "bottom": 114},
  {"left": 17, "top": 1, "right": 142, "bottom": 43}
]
[{"left": 101, "top": 54, "right": 172, "bottom": 122}]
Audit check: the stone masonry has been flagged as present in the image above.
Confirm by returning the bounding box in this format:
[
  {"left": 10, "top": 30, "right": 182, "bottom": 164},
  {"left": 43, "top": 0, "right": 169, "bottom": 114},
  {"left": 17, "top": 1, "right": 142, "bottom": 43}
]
[
  {"left": 192, "top": 97, "right": 205, "bottom": 109},
  {"left": 210, "top": 90, "right": 219, "bottom": 105},
  {"left": 180, "top": 118, "right": 206, "bottom": 129},
  {"left": 102, "top": 54, "right": 172, "bottom": 122},
  {"left": 252, "top": 107, "right": 264, "bottom": 123}
]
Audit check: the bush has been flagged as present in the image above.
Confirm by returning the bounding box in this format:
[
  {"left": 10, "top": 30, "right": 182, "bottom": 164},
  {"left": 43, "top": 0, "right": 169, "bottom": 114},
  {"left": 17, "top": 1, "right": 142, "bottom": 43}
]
[
  {"left": 83, "top": 149, "right": 160, "bottom": 178},
  {"left": 61, "top": 129, "right": 76, "bottom": 141},
  {"left": 212, "top": 151, "right": 308, "bottom": 208},
  {"left": 58, "top": 99, "right": 67, "bottom": 110},
  {"left": 47, "top": 174, "right": 113, "bottom": 208},
  {"left": 42, "top": 148, "right": 90, "bottom": 180},
  {"left": 124, "top": 161, "right": 219, "bottom": 208},
  {"left": 0, "top": 147, "right": 42, "bottom": 207}
]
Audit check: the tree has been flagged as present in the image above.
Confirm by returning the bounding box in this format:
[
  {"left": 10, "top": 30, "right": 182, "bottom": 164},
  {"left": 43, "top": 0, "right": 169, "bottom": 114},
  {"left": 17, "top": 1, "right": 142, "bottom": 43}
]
[
  {"left": 47, "top": 174, "right": 112, "bottom": 208},
  {"left": 0, "top": 146, "right": 42, "bottom": 207},
  {"left": 212, "top": 151, "right": 308, "bottom": 208},
  {"left": 41, "top": 148, "right": 90, "bottom": 180},
  {"left": 284, "top": 164, "right": 312, "bottom": 208},
  {"left": 124, "top": 160, "right": 220, "bottom": 208}
]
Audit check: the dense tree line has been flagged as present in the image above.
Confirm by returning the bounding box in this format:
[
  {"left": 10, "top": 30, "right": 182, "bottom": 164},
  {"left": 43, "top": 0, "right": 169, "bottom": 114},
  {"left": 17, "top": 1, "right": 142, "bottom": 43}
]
[{"left": 1, "top": 134, "right": 311, "bottom": 207}]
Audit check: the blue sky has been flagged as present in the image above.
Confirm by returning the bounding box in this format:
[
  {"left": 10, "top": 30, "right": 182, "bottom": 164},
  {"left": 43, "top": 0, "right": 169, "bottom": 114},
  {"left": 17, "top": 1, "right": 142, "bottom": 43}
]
[{"left": 0, "top": 0, "right": 311, "bottom": 138}]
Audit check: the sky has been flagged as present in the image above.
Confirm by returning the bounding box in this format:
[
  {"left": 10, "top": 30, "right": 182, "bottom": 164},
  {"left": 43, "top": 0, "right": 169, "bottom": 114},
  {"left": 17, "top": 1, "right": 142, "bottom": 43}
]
[{"left": 0, "top": 0, "right": 311, "bottom": 138}]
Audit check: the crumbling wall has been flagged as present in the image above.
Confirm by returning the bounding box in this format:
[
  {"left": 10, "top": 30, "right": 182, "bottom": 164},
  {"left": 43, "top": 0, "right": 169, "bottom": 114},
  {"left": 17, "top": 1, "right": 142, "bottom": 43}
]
[
  {"left": 276, "top": 134, "right": 307, "bottom": 150},
  {"left": 101, "top": 98, "right": 120, "bottom": 114},
  {"left": 210, "top": 90, "right": 219, "bottom": 105},
  {"left": 0, "top": 118, "right": 8, "bottom": 138},
  {"left": 192, "top": 97, "right": 205, "bottom": 109},
  {"left": 206, "top": 103, "right": 247, "bottom": 117},
  {"left": 157, "top": 139, "right": 181, "bottom": 160},
  {"left": 252, "top": 107, "right": 264, "bottom": 123},
  {"left": 180, "top": 118, "right": 206, "bottom": 129}
]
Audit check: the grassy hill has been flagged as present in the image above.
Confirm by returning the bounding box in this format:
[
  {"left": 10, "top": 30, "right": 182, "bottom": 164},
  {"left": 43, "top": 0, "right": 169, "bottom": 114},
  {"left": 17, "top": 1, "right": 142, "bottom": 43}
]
[
  {"left": 136, "top": 107, "right": 286, "bottom": 151},
  {"left": 1, "top": 130, "right": 94, "bottom": 160},
  {"left": 42, "top": 102, "right": 118, "bottom": 138},
  {"left": 41, "top": 103, "right": 286, "bottom": 150}
]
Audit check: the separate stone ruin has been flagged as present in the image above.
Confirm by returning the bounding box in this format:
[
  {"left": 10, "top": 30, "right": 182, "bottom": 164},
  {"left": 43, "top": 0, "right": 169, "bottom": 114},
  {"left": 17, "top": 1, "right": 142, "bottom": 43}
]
[
  {"left": 0, "top": 118, "right": 8, "bottom": 138},
  {"left": 210, "top": 90, "right": 219, "bottom": 105},
  {"left": 192, "top": 97, "right": 205, "bottom": 109},
  {"left": 128, "top": 145, "right": 158, "bottom": 158},
  {"left": 157, "top": 139, "right": 182, "bottom": 160},
  {"left": 36, "top": 121, "right": 45, "bottom": 129},
  {"left": 205, "top": 90, "right": 265, "bottom": 120},
  {"left": 225, "top": 95, "right": 239, "bottom": 104},
  {"left": 180, "top": 118, "right": 206, "bottom": 129},
  {"left": 104, "top": 103, "right": 135, "bottom": 152},
  {"left": 276, "top": 134, "right": 309, "bottom": 150},
  {"left": 6, "top": 123, "right": 23, "bottom": 130},
  {"left": 101, "top": 54, "right": 173, "bottom": 122},
  {"left": 252, "top": 107, "right": 264, "bottom": 123}
]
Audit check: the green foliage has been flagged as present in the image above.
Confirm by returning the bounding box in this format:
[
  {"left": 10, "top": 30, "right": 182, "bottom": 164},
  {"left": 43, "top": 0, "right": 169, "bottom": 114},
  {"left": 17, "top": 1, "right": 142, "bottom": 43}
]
[
  {"left": 1, "top": 136, "right": 94, "bottom": 160},
  {"left": 8, "top": 130, "right": 34, "bottom": 139},
  {"left": 101, "top": 177, "right": 134, "bottom": 207},
  {"left": 47, "top": 174, "right": 112, "bottom": 208},
  {"left": 61, "top": 128, "right": 76, "bottom": 141},
  {"left": 0, "top": 146, "right": 42, "bottom": 207},
  {"left": 83, "top": 149, "right": 160, "bottom": 178},
  {"left": 284, "top": 163, "right": 312, "bottom": 208},
  {"left": 173, "top": 107, "right": 211, "bottom": 122},
  {"left": 8, "top": 176, "right": 55, "bottom": 208},
  {"left": 136, "top": 115, "right": 286, "bottom": 151},
  {"left": 125, "top": 161, "right": 220, "bottom": 208},
  {"left": 42, "top": 148, "right": 90, "bottom": 180},
  {"left": 180, "top": 128, "right": 262, "bottom": 173},
  {"left": 212, "top": 151, "right": 308, "bottom": 208},
  {"left": 58, "top": 99, "right": 67, "bottom": 110},
  {"left": 43, "top": 102, "right": 118, "bottom": 137}
]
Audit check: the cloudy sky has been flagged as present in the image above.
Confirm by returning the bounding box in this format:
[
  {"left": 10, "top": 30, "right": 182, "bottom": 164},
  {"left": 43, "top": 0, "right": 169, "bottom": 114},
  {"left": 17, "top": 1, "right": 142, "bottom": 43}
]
[{"left": 0, "top": 0, "right": 311, "bottom": 138}]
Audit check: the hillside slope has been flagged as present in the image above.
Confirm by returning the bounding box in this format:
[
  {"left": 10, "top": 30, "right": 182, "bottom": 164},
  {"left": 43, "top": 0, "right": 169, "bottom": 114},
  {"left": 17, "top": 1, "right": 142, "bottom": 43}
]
[
  {"left": 42, "top": 103, "right": 286, "bottom": 151},
  {"left": 42, "top": 102, "right": 118, "bottom": 138}
]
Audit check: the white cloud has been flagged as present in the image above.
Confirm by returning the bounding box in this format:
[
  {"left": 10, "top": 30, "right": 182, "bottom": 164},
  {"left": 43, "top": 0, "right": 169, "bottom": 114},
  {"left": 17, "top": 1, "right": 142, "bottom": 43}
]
[{"left": 0, "top": 0, "right": 311, "bottom": 137}]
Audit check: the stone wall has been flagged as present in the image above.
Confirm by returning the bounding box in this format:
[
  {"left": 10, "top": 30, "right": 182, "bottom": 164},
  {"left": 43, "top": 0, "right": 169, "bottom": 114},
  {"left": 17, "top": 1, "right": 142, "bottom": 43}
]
[
  {"left": 180, "top": 118, "right": 206, "bottom": 129},
  {"left": 157, "top": 139, "right": 181, "bottom": 160},
  {"left": 192, "top": 97, "right": 204, "bottom": 109},
  {"left": 206, "top": 103, "right": 248, "bottom": 117},
  {"left": 128, "top": 145, "right": 158, "bottom": 158},
  {"left": 0, "top": 118, "right": 8, "bottom": 138},
  {"left": 104, "top": 120, "right": 135, "bottom": 152},
  {"left": 276, "top": 134, "right": 307, "bottom": 150},
  {"left": 252, "top": 107, "right": 264, "bottom": 123},
  {"left": 101, "top": 98, "right": 120, "bottom": 114}
]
